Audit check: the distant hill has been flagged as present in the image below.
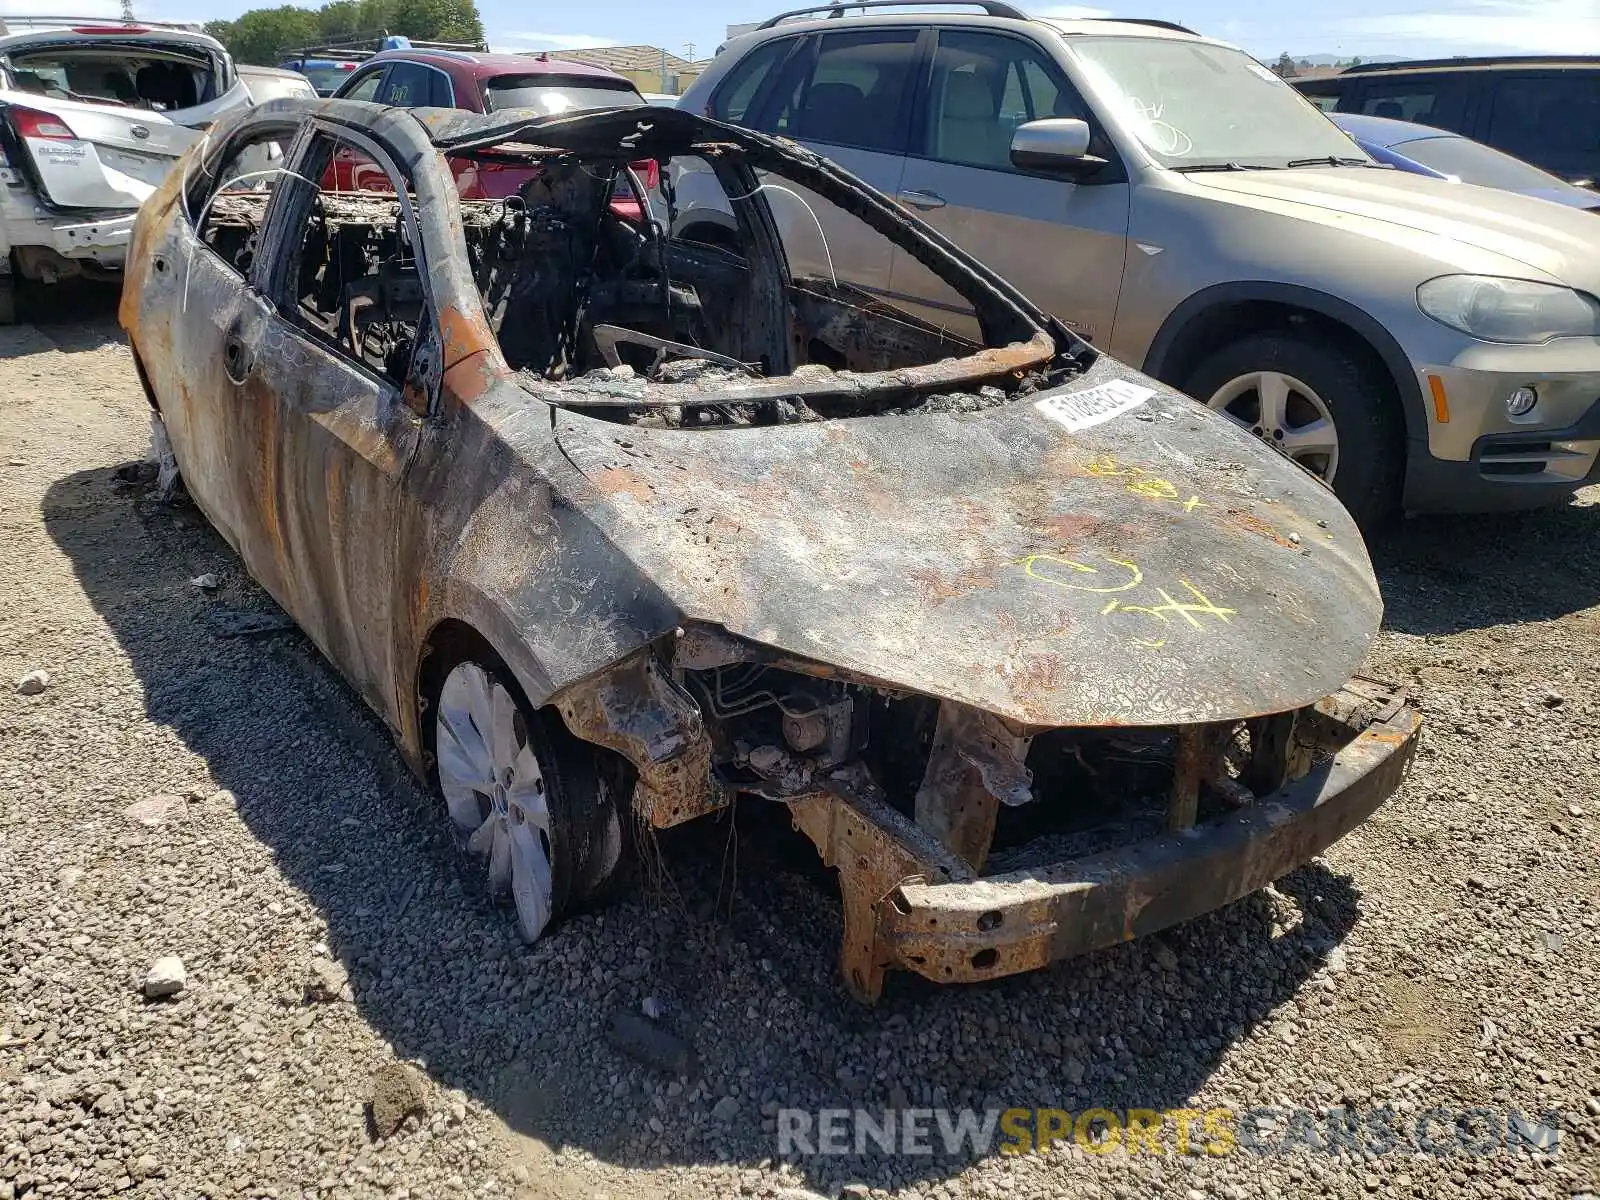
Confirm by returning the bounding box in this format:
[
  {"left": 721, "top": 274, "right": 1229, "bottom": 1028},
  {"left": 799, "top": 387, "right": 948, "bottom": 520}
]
[{"left": 1295, "top": 54, "right": 1409, "bottom": 67}]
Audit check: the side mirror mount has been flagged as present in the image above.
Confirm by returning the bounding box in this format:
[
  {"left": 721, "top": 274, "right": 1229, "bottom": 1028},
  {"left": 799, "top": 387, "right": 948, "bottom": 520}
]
[{"left": 1010, "top": 118, "right": 1108, "bottom": 177}]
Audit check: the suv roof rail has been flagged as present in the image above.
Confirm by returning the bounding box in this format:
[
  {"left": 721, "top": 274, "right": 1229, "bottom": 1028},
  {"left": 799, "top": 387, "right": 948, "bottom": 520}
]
[
  {"left": 757, "top": 0, "right": 1029, "bottom": 30},
  {"left": 0, "top": 14, "right": 205, "bottom": 33},
  {"left": 1086, "top": 16, "right": 1197, "bottom": 34},
  {"left": 1342, "top": 53, "right": 1600, "bottom": 74}
]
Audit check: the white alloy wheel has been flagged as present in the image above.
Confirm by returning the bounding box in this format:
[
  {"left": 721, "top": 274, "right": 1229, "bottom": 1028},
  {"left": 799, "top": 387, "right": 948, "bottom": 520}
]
[
  {"left": 435, "top": 661, "right": 554, "bottom": 942},
  {"left": 1207, "top": 369, "right": 1341, "bottom": 483}
]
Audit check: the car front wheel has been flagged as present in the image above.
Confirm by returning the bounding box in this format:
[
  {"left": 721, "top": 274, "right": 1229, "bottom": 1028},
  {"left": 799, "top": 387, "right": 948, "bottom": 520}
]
[
  {"left": 1184, "top": 331, "right": 1402, "bottom": 528},
  {"left": 433, "top": 655, "right": 623, "bottom": 941}
]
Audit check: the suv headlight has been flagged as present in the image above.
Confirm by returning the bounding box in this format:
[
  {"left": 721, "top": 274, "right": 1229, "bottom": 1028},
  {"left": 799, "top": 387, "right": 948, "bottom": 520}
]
[{"left": 1417, "top": 275, "right": 1600, "bottom": 344}]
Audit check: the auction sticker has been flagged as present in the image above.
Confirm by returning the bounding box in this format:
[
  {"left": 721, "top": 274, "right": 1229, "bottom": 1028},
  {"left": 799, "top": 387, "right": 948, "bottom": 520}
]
[{"left": 1035, "top": 378, "right": 1155, "bottom": 433}]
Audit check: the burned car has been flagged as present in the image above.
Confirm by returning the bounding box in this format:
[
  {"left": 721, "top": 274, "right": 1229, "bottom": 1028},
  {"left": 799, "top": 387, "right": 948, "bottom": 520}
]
[{"left": 120, "top": 98, "right": 1420, "bottom": 1001}]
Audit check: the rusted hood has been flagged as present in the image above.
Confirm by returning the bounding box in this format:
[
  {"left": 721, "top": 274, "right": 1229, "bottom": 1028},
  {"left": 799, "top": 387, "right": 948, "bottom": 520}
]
[{"left": 550, "top": 361, "right": 1381, "bottom": 728}]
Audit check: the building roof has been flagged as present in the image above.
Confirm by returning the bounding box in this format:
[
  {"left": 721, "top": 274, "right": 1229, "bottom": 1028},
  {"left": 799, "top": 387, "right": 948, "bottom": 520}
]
[{"left": 546, "top": 44, "right": 699, "bottom": 75}]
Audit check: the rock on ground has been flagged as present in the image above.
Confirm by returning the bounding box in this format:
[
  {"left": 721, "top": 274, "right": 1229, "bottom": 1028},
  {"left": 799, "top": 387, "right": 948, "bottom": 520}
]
[
  {"left": 142, "top": 955, "right": 187, "bottom": 998},
  {"left": 368, "top": 1064, "right": 428, "bottom": 1138}
]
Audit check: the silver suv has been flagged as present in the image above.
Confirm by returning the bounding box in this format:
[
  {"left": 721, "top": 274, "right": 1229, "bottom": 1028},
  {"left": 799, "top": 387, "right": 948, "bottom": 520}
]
[{"left": 674, "top": 2, "right": 1600, "bottom": 524}]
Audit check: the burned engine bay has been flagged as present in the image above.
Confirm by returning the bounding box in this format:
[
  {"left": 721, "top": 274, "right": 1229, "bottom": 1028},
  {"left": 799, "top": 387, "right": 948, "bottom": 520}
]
[{"left": 199, "top": 126, "right": 1085, "bottom": 421}]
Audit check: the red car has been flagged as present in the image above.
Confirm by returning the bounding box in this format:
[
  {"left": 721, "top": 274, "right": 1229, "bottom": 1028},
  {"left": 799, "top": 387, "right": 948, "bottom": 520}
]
[{"left": 327, "top": 49, "right": 654, "bottom": 205}]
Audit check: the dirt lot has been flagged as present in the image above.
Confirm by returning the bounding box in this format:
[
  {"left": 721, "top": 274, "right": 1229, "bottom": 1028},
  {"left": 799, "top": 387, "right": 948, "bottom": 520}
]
[{"left": 2, "top": 302, "right": 1598, "bottom": 1200}]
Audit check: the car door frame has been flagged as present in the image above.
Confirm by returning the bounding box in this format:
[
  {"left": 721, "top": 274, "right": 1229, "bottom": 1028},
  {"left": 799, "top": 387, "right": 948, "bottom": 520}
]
[
  {"left": 156, "top": 114, "right": 311, "bottom": 573},
  {"left": 241, "top": 115, "right": 441, "bottom": 728}
]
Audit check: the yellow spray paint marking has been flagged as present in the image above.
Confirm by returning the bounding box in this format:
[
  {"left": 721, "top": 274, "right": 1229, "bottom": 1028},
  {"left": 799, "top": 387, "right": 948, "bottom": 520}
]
[
  {"left": 1020, "top": 554, "right": 1144, "bottom": 593},
  {"left": 1104, "top": 581, "right": 1237, "bottom": 630},
  {"left": 1084, "top": 455, "right": 1207, "bottom": 512}
]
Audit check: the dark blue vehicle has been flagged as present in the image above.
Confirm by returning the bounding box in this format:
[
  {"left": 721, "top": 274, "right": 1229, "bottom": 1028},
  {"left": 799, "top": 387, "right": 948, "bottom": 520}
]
[{"left": 1331, "top": 112, "right": 1599, "bottom": 210}]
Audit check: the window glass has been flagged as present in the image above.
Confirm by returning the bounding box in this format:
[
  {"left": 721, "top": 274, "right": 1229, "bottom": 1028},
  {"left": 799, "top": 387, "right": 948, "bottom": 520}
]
[
  {"left": 282, "top": 134, "right": 422, "bottom": 384},
  {"left": 192, "top": 129, "right": 296, "bottom": 277},
  {"left": 482, "top": 74, "right": 639, "bottom": 114},
  {"left": 923, "top": 31, "right": 1079, "bottom": 169},
  {"left": 1357, "top": 80, "right": 1467, "bottom": 130},
  {"left": 710, "top": 37, "right": 793, "bottom": 124},
  {"left": 765, "top": 29, "right": 918, "bottom": 153},
  {"left": 341, "top": 69, "right": 384, "bottom": 102},
  {"left": 1071, "top": 37, "right": 1365, "bottom": 167},
  {"left": 1486, "top": 75, "right": 1600, "bottom": 168},
  {"left": 377, "top": 62, "right": 435, "bottom": 107},
  {"left": 1398, "top": 133, "right": 1568, "bottom": 190}
]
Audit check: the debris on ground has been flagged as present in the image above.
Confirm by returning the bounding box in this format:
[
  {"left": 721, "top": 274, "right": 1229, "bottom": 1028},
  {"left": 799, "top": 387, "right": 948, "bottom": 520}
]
[
  {"left": 205, "top": 607, "right": 296, "bottom": 637},
  {"left": 14, "top": 669, "right": 48, "bottom": 695},
  {"left": 142, "top": 956, "right": 187, "bottom": 998},
  {"left": 368, "top": 1064, "right": 428, "bottom": 1138},
  {"left": 304, "top": 957, "right": 354, "bottom": 1003},
  {"left": 123, "top": 793, "right": 187, "bottom": 826},
  {"left": 607, "top": 1009, "right": 696, "bottom": 1076},
  {"left": 190, "top": 573, "right": 220, "bottom": 591}
]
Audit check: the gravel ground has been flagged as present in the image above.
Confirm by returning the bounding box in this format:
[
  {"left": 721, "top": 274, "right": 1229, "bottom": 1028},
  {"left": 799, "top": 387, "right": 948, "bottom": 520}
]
[{"left": 2, "top": 302, "right": 1598, "bottom": 1200}]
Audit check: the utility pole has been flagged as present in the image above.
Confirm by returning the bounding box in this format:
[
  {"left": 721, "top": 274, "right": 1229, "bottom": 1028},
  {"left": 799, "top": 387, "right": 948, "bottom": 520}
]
[{"left": 684, "top": 41, "right": 696, "bottom": 61}]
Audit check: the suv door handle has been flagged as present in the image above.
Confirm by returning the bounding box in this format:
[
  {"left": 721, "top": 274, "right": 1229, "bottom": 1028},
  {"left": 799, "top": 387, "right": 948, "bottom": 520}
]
[{"left": 897, "top": 189, "right": 946, "bottom": 211}]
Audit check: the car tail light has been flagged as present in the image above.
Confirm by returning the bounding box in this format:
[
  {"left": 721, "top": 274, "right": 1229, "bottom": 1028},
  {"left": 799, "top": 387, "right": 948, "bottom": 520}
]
[
  {"left": 630, "top": 158, "right": 659, "bottom": 191},
  {"left": 8, "top": 106, "right": 77, "bottom": 140}
]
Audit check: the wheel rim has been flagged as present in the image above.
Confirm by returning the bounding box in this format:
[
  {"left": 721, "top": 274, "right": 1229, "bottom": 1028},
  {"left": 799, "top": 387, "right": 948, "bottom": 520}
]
[
  {"left": 1206, "top": 370, "right": 1340, "bottom": 483},
  {"left": 435, "top": 662, "right": 554, "bottom": 942}
]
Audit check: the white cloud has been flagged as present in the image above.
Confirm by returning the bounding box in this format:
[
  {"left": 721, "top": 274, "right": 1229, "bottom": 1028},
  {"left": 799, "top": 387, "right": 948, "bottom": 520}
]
[
  {"left": 494, "top": 31, "right": 619, "bottom": 52},
  {"left": 1340, "top": 0, "right": 1600, "bottom": 52}
]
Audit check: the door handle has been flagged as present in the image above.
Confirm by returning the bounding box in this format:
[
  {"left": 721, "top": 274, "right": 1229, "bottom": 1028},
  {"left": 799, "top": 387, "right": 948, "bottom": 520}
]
[
  {"left": 897, "top": 189, "right": 946, "bottom": 211},
  {"left": 222, "top": 334, "right": 252, "bottom": 384}
]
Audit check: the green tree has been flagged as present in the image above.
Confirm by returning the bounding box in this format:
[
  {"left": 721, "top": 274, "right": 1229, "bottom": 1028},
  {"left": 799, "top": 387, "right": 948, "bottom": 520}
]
[
  {"left": 206, "top": 0, "right": 483, "bottom": 64},
  {"left": 316, "top": 0, "right": 363, "bottom": 40},
  {"left": 1273, "top": 51, "right": 1298, "bottom": 78},
  {"left": 1349, "top": 55, "right": 1363, "bottom": 67}
]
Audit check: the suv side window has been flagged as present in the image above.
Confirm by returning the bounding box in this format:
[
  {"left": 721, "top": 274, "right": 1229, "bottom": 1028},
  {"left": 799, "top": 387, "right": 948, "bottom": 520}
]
[
  {"left": 760, "top": 29, "right": 919, "bottom": 153},
  {"left": 1353, "top": 77, "right": 1468, "bottom": 131},
  {"left": 341, "top": 67, "right": 385, "bottom": 102},
  {"left": 709, "top": 36, "right": 795, "bottom": 123},
  {"left": 378, "top": 61, "right": 452, "bottom": 107},
  {"left": 919, "top": 30, "right": 1090, "bottom": 171},
  {"left": 1485, "top": 73, "right": 1600, "bottom": 174}
]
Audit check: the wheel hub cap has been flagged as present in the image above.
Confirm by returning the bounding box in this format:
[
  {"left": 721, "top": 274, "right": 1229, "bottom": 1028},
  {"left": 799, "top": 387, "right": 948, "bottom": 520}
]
[
  {"left": 435, "top": 663, "right": 554, "bottom": 942},
  {"left": 1206, "top": 369, "right": 1340, "bottom": 483}
]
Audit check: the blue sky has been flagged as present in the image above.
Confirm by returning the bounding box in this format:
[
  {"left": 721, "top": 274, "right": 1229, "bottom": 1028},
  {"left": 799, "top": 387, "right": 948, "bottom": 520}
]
[{"left": 4, "top": 0, "right": 1598, "bottom": 63}]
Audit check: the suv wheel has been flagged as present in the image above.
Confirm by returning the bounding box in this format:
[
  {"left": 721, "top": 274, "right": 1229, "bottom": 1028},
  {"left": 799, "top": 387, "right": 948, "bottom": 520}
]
[{"left": 1184, "top": 331, "right": 1402, "bottom": 527}]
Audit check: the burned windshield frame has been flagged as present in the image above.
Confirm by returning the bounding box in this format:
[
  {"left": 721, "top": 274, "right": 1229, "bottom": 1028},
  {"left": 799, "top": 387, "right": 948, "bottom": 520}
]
[{"left": 432, "top": 106, "right": 1077, "bottom": 357}]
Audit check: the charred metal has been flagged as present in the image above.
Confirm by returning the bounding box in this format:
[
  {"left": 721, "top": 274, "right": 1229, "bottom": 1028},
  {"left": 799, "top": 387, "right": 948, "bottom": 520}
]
[{"left": 123, "top": 98, "right": 1422, "bottom": 1003}]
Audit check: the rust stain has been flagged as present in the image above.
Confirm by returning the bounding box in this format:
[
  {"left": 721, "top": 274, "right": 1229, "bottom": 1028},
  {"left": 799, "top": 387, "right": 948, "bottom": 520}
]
[
  {"left": 591, "top": 466, "right": 655, "bottom": 503},
  {"left": 1225, "top": 508, "right": 1293, "bottom": 549},
  {"left": 907, "top": 565, "right": 998, "bottom": 603}
]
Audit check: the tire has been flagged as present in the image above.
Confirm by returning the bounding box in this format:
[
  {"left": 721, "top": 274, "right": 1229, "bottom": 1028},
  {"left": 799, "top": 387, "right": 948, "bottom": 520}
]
[
  {"left": 0, "top": 276, "right": 16, "bottom": 326},
  {"left": 429, "top": 648, "right": 625, "bottom": 941},
  {"left": 1183, "top": 331, "right": 1403, "bottom": 529}
]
